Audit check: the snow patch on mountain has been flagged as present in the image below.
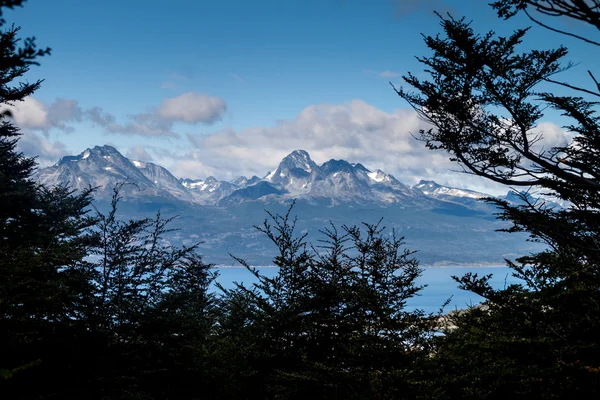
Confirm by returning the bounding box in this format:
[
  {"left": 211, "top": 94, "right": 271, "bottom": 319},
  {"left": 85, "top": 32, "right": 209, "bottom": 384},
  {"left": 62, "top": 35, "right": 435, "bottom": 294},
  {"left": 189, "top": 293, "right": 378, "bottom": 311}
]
[
  {"left": 34, "top": 145, "right": 178, "bottom": 201},
  {"left": 180, "top": 178, "right": 203, "bottom": 189},
  {"left": 414, "top": 180, "right": 488, "bottom": 200},
  {"left": 367, "top": 170, "right": 386, "bottom": 182},
  {"left": 36, "top": 145, "right": 538, "bottom": 211}
]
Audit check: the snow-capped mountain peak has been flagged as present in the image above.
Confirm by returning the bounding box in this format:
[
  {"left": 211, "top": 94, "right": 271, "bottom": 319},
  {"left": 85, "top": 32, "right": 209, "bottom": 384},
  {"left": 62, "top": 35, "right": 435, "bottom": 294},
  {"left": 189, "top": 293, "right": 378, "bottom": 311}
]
[
  {"left": 35, "top": 145, "right": 180, "bottom": 200},
  {"left": 259, "top": 151, "right": 424, "bottom": 204},
  {"left": 265, "top": 150, "right": 319, "bottom": 190},
  {"left": 281, "top": 149, "right": 317, "bottom": 173},
  {"left": 414, "top": 180, "right": 487, "bottom": 200},
  {"left": 230, "top": 175, "right": 261, "bottom": 187},
  {"left": 320, "top": 159, "right": 354, "bottom": 175},
  {"left": 132, "top": 159, "right": 193, "bottom": 200},
  {"left": 34, "top": 145, "right": 523, "bottom": 209}
]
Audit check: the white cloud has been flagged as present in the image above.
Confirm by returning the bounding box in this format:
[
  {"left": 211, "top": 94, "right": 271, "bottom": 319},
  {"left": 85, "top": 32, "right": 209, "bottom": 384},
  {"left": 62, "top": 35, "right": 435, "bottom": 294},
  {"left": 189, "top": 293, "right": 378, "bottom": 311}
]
[
  {"left": 6, "top": 97, "right": 48, "bottom": 129},
  {"left": 365, "top": 69, "right": 401, "bottom": 79},
  {"left": 163, "top": 100, "right": 571, "bottom": 195},
  {"left": 531, "top": 121, "right": 573, "bottom": 151},
  {"left": 157, "top": 92, "right": 227, "bottom": 124},
  {"left": 154, "top": 99, "right": 509, "bottom": 194},
  {"left": 87, "top": 92, "right": 227, "bottom": 137},
  {"left": 86, "top": 106, "right": 117, "bottom": 127},
  {"left": 126, "top": 145, "right": 154, "bottom": 162},
  {"left": 3, "top": 92, "right": 227, "bottom": 138},
  {"left": 0, "top": 97, "right": 82, "bottom": 133},
  {"left": 16, "top": 131, "right": 70, "bottom": 167},
  {"left": 84, "top": 92, "right": 228, "bottom": 137},
  {"left": 84, "top": 107, "right": 179, "bottom": 138},
  {"left": 378, "top": 70, "right": 400, "bottom": 78},
  {"left": 229, "top": 73, "right": 246, "bottom": 84}
]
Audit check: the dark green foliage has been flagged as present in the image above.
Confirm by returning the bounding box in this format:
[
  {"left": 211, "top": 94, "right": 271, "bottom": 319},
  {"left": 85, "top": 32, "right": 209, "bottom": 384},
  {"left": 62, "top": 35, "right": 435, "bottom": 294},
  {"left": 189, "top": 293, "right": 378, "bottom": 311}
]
[
  {"left": 1, "top": 182, "right": 219, "bottom": 399},
  {"left": 0, "top": 0, "right": 50, "bottom": 105},
  {"left": 80, "top": 186, "right": 218, "bottom": 400},
  {"left": 0, "top": 2, "right": 218, "bottom": 398},
  {"left": 217, "top": 206, "right": 432, "bottom": 399},
  {"left": 0, "top": 179, "right": 97, "bottom": 398},
  {"left": 0, "top": 0, "right": 94, "bottom": 389},
  {"left": 396, "top": 1, "right": 600, "bottom": 398},
  {"left": 492, "top": 0, "right": 600, "bottom": 36},
  {"left": 3, "top": 0, "right": 431, "bottom": 398}
]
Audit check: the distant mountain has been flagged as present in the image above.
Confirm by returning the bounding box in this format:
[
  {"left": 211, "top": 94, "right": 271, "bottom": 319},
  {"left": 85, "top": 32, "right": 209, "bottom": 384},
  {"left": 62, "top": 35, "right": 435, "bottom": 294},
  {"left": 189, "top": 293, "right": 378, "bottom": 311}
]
[
  {"left": 40, "top": 145, "right": 562, "bottom": 212},
  {"left": 220, "top": 181, "right": 287, "bottom": 206},
  {"left": 261, "top": 150, "right": 428, "bottom": 205},
  {"left": 503, "top": 190, "right": 535, "bottom": 205},
  {"left": 35, "top": 146, "right": 454, "bottom": 207},
  {"left": 412, "top": 181, "right": 566, "bottom": 212},
  {"left": 265, "top": 149, "right": 318, "bottom": 189},
  {"left": 503, "top": 190, "right": 564, "bottom": 209},
  {"left": 230, "top": 175, "right": 261, "bottom": 187},
  {"left": 35, "top": 145, "right": 273, "bottom": 206},
  {"left": 411, "top": 180, "right": 505, "bottom": 216},
  {"left": 413, "top": 180, "right": 488, "bottom": 200},
  {"left": 180, "top": 176, "right": 238, "bottom": 205},
  {"left": 34, "top": 145, "right": 180, "bottom": 201},
  {"left": 133, "top": 160, "right": 194, "bottom": 202},
  {"left": 32, "top": 145, "right": 549, "bottom": 265}
]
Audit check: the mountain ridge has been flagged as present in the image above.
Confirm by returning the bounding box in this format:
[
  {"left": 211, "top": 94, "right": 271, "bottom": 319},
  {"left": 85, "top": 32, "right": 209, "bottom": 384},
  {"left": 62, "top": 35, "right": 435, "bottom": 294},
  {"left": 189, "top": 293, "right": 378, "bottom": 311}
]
[
  {"left": 33, "top": 145, "right": 528, "bottom": 209},
  {"left": 31, "top": 145, "right": 549, "bottom": 265}
]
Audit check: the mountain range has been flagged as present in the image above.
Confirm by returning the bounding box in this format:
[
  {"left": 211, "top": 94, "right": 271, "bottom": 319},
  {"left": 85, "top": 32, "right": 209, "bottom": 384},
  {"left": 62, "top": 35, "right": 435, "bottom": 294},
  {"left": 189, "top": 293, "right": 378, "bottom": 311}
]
[
  {"left": 35, "top": 145, "right": 503, "bottom": 206},
  {"left": 33, "top": 145, "right": 547, "bottom": 265}
]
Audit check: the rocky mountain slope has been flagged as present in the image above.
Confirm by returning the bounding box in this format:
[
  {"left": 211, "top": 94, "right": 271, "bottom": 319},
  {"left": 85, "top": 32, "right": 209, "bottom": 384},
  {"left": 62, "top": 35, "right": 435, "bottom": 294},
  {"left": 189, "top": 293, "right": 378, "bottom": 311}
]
[
  {"left": 35, "top": 146, "right": 493, "bottom": 208},
  {"left": 33, "top": 145, "right": 547, "bottom": 265}
]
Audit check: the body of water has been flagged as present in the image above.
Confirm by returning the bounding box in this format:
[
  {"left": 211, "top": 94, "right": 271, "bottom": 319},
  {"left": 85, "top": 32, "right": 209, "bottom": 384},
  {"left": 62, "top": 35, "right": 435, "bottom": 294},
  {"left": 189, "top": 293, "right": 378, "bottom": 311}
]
[{"left": 213, "top": 265, "right": 519, "bottom": 314}]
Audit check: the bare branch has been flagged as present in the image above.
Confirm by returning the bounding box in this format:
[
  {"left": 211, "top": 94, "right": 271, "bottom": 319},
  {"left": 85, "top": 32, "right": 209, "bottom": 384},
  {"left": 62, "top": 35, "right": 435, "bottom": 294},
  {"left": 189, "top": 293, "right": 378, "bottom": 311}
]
[
  {"left": 528, "top": 0, "right": 600, "bottom": 31},
  {"left": 524, "top": 8, "right": 600, "bottom": 46},
  {"left": 543, "top": 77, "right": 600, "bottom": 97},
  {"left": 588, "top": 70, "right": 600, "bottom": 92}
]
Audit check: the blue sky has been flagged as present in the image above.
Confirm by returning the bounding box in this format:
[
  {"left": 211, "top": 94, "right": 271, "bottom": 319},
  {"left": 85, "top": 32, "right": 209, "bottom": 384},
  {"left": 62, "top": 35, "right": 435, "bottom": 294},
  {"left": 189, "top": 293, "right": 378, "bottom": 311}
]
[{"left": 4, "top": 0, "right": 599, "bottom": 194}]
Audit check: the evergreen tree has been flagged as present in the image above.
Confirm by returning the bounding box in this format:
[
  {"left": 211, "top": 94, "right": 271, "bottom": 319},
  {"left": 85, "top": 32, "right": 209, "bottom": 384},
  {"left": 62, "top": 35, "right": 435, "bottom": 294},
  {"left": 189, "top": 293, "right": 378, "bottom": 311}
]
[
  {"left": 0, "top": 0, "right": 98, "bottom": 390},
  {"left": 217, "top": 206, "right": 432, "bottom": 399},
  {"left": 0, "top": 3, "right": 218, "bottom": 398},
  {"left": 80, "top": 185, "right": 218, "bottom": 399},
  {"left": 396, "top": 1, "right": 600, "bottom": 398}
]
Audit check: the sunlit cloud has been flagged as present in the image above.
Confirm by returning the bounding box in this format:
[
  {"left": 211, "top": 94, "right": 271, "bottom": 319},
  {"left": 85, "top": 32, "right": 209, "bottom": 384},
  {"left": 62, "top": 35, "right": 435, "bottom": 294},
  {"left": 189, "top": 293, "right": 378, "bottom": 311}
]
[
  {"left": 151, "top": 99, "right": 526, "bottom": 194},
  {"left": 5, "top": 92, "right": 228, "bottom": 138},
  {"left": 0, "top": 97, "right": 83, "bottom": 134}
]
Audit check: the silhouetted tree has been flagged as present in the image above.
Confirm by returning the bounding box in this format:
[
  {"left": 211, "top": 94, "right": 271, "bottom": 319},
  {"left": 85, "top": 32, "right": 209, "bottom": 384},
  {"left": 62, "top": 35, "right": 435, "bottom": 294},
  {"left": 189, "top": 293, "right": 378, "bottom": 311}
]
[
  {"left": 0, "top": 3, "right": 218, "bottom": 398},
  {"left": 79, "top": 186, "right": 217, "bottom": 399},
  {"left": 0, "top": 0, "right": 98, "bottom": 390},
  {"left": 396, "top": 0, "right": 600, "bottom": 398},
  {"left": 217, "top": 206, "right": 432, "bottom": 399}
]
